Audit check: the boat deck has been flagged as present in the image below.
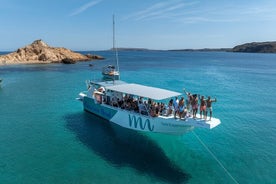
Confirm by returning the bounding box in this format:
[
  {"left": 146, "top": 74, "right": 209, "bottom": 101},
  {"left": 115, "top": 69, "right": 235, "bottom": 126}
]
[{"left": 159, "top": 114, "right": 221, "bottom": 129}]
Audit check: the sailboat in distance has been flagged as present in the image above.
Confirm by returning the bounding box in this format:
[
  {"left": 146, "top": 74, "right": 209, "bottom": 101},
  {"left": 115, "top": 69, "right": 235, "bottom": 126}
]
[{"left": 102, "top": 15, "right": 120, "bottom": 80}]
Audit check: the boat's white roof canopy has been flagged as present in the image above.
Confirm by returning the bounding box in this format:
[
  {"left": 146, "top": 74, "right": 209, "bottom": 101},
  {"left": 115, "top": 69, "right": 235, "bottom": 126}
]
[{"left": 105, "top": 83, "right": 181, "bottom": 100}]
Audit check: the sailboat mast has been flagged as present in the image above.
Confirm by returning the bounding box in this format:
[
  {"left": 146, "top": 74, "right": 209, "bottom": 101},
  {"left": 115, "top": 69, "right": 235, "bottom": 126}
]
[{"left": 113, "top": 14, "right": 120, "bottom": 75}]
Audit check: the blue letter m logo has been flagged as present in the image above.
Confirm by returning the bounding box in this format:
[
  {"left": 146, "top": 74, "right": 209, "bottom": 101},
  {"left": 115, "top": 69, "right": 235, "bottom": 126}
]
[{"left": 129, "top": 115, "right": 154, "bottom": 131}]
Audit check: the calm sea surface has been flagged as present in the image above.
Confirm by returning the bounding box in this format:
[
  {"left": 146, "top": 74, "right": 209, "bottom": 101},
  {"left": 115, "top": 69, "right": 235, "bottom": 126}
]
[{"left": 0, "top": 51, "right": 275, "bottom": 184}]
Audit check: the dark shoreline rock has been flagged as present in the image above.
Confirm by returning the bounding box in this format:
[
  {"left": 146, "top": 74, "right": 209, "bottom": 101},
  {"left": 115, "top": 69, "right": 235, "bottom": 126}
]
[
  {"left": 61, "top": 58, "right": 76, "bottom": 64},
  {"left": 85, "top": 54, "right": 105, "bottom": 60}
]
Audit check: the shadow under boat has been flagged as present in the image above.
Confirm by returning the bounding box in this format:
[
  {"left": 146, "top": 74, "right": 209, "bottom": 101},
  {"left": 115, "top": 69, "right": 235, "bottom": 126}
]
[{"left": 64, "top": 112, "right": 191, "bottom": 184}]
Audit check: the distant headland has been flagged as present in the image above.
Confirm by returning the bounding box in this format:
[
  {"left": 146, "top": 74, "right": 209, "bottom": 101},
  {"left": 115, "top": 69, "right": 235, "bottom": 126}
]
[
  {"left": 168, "top": 48, "right": 232, "bottom": 52},
  {"left": 232, "top": 41, "right": 276, "bottom": 53},
  {"left": 112, "top": 41, "right": 276, "bottom": 53},
  {"left": 169, "top": 41, "right": 276, "bottom": 53},
  {"left": 0, "top": 39, "right": 104, "bottom": 65}
]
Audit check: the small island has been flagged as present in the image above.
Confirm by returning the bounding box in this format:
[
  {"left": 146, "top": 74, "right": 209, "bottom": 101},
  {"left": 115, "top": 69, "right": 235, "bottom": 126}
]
[{"left": 0, "top": 39, "right": 104, "bottom": 65}]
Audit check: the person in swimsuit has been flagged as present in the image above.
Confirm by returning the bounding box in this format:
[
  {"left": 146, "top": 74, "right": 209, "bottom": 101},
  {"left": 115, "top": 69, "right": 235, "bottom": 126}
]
[
  {"left": 173, "top": 96, "right": 179, "bottom": 118},
  {"left": 191, "top": 94, "right": 198, "bottom": 119},
  {"left": 178, "top": 97, "right": 187, "bottom": 119},
  {"left": 206, "top": 96, "right": 217, "bottom": 121},
  {"left": 183, "top": 89, "right": 192, "bottom": 114},
  {"left": 167, "top": 99, "right": 173, "bottom": 116},
  {"left": 200, "top": 96, "right": 207, "bottom": 119}
]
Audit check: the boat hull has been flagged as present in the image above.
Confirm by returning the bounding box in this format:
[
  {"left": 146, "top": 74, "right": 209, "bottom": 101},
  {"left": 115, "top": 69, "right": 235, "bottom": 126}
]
[{"left": 83, "top": 96, "right": 194, "bottom": 134}]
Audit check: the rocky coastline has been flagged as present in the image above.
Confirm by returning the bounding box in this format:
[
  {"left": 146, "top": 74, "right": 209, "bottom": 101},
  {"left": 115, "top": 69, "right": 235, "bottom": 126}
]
[
  {"left": 0, "top": 40, "right": 104, "bottom": 65},
  {"left": 232, "top": 41, "right": 276, "bottom": 53}
]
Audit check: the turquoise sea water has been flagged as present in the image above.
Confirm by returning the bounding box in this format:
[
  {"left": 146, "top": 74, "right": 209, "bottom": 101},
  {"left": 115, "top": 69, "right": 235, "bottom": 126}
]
[{"left": 0, "top": 51, "right": 276, "bottom": 184}]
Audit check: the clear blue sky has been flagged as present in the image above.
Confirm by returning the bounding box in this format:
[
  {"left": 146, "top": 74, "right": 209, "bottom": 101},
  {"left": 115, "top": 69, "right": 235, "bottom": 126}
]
[{"left": 1, "top": 0, "right": 276, "bottom": 51}]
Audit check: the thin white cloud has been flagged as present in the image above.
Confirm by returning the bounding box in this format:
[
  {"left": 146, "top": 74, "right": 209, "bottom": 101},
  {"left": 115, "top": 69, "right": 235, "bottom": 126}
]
[
  {"left": 123, "top": 2, "right": 167, "bottom": 21},
  {"left": 239, "top": 6, "right": 276, "bottom": 21},
  {"left": 124, "top": 1, "right": 198, "bottom": 21},
  {"left": 70, "top": 0, "right": 102, "bottom": 16},
  {"left": 177, "top": 16, "right": 240, "bottom": 24},
  {"left": 124, "top": 1, "right": 276, "bottom": 24}
]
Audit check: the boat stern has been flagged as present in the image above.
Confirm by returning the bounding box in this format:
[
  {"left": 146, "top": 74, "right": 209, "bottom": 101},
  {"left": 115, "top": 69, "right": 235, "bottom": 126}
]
[
  {"left": 208, "top": 118, "right": 221, "bottom": 129},
  {"left": 185, "top": 117, "right": 221, "bottom": 129}
]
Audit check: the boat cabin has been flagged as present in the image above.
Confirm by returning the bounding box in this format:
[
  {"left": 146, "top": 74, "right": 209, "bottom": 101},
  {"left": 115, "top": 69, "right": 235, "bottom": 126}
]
[{"left": 88, "top": 80, "right": 181, "bottom": 118}]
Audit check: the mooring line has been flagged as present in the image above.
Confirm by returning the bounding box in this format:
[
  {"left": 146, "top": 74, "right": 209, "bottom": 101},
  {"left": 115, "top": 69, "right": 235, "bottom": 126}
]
[{"left": 192, "top": 131, "right": 239, "bottom": 184}]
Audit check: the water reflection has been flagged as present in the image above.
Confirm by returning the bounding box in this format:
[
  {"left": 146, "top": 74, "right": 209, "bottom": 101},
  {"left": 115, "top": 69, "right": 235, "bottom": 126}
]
[{"left": 65, "top": 112, "right": 190, "bottom": 184}]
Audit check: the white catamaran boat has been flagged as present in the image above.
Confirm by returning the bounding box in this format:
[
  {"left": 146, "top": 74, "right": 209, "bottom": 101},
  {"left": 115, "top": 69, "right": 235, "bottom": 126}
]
[
  {"left": 78, "top": 16, "right": 220, "bottom": 134},
  {"left": 77, "top": 80, "right": 221, "bottom": 134}
]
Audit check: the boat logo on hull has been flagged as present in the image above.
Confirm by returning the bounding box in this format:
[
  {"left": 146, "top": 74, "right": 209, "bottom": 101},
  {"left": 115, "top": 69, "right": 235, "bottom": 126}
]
[{"left": 128, "top": 115, "right": 154, "bottom": 131}]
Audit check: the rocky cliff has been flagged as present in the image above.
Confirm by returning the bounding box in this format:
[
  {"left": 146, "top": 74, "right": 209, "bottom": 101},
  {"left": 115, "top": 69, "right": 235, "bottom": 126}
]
[
  {"left": 232, "top": 41, "right": 276, "bottom": 53},
  {"left": 0, "top": 40, "right": 95, "bottom": 65}
]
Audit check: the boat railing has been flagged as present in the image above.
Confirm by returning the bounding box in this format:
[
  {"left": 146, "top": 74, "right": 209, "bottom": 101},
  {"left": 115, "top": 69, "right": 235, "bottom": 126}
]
[{"left": 97, "top": 94, "right": 176, "bottom": 119}]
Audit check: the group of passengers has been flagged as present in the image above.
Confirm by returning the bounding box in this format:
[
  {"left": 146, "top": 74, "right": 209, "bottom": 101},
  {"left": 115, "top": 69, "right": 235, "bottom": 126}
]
[
  {"left": 108, "top": 94, "right": 167, "bottom": 117},
  {"left": 165, "top": 91, "right": 217, "bottom": 120},
  {"left": 94, "top": 87, "right": 168, "bottom": 117},
  {"left": 171, "top": 90, "right": 217, "bottom": 120},
  {"left": 94, "top": 86, "right": 216, "bottom": 120}
]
